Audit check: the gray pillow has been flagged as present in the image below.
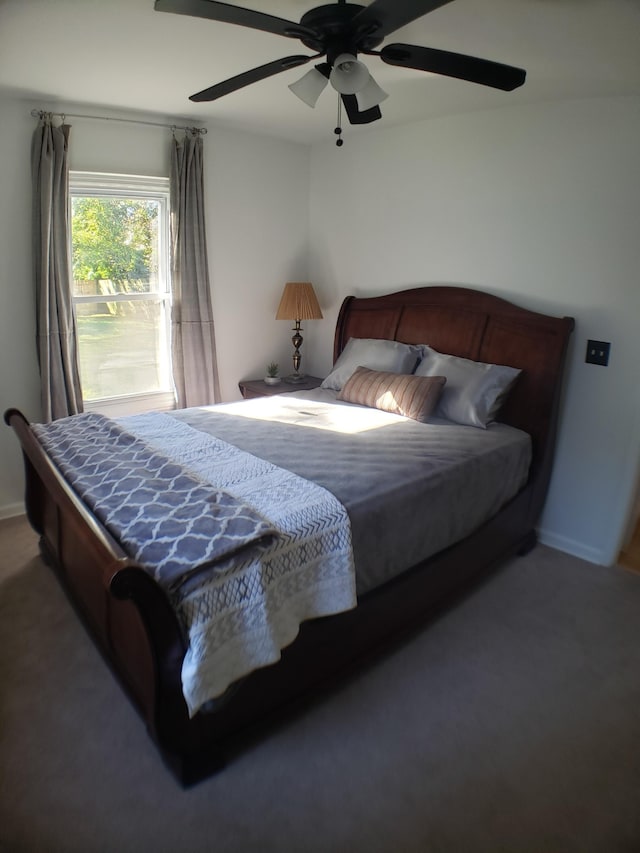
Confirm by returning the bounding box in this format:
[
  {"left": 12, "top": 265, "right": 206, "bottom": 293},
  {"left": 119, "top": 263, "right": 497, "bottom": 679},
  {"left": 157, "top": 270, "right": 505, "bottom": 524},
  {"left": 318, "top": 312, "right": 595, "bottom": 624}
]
[
  {"left": 321, "top": 338, "right": 421, "bottom": 392},
  {"left": 414, "top": 345, "right": 521, "bottom": 428}
]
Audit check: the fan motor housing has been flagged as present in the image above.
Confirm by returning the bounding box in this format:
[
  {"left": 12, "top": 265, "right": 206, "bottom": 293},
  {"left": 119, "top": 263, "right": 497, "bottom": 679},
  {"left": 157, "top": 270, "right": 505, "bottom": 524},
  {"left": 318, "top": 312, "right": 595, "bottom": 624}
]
[{"left": 299, "top": 3, "right": 384, "bottom": 55}]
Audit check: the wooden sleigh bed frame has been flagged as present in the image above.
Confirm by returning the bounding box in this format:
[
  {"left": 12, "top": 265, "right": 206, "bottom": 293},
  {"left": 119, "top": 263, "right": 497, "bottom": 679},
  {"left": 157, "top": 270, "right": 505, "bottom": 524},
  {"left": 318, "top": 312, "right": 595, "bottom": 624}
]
[{"left": 5, "top": 286, "right": 574, "bottom": 785}]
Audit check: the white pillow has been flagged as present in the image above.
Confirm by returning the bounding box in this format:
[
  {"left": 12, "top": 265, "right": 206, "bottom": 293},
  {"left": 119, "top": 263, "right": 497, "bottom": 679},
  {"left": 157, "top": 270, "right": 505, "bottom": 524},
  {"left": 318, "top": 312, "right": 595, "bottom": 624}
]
[
  {"left": 321, "top": 337, "right": 421, "bottom": 392},
  {"left": 414, "top": 345, "right": 521, "bottom": 428}
]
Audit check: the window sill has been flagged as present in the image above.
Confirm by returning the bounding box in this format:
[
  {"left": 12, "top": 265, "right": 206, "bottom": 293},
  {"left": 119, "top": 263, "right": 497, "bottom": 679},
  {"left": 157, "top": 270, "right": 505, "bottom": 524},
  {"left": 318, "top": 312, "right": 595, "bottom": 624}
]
[{"left": 83, "top": 391, "right": 176, "bottom": 418}]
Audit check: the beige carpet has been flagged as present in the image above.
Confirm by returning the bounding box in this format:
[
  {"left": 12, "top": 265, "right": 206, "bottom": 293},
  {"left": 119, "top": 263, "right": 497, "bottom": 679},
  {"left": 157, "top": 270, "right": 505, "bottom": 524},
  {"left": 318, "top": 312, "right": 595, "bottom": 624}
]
[{"left": 1, "top": 514, "right": 640, "bottom": 853}]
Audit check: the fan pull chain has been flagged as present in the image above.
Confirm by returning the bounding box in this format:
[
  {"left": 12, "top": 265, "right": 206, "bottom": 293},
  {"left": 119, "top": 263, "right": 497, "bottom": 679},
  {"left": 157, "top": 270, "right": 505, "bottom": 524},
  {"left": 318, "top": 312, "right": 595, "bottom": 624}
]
[{"left": 334, "top": 97, "right": 344, "bottom": 147}]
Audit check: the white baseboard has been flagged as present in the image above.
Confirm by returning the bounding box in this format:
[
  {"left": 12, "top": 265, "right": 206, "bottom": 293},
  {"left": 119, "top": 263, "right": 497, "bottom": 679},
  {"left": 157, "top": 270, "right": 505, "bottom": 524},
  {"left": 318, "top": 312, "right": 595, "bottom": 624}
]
[
  {"left": 537, "top": 527, "right": 610, "bottom": 567},
  {"left": 0, "top": 502, "right": 26, "bottom": 521}
]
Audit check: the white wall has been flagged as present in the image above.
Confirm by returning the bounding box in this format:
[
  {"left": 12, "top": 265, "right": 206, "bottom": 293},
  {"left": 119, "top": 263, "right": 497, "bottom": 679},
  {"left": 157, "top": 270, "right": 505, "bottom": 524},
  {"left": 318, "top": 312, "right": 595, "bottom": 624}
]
[
  {"left": 0, "top": 93, "right": 309, "bottom": 516},
  {"left": 0, "top": 98, "right": 40, "bottom": 515},
  {"left": 308, "top": 96, "right": 640, "bottom": 567},
  {"left": 204, "top": 126, "right": 310, "bottom": 399}
]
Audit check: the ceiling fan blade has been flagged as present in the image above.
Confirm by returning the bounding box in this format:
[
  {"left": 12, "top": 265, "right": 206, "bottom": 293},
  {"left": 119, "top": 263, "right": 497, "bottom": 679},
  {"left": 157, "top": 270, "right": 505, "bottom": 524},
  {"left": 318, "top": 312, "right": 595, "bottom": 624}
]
[
  {"left": 353, "top": 0, "right": 454, "bottom": 40},
  {"left": 154, "top": 0, "right": 309, "bottom": 40},
  {"left": 190, "top": 55, "right": 313, "bottom": 102},
  {"left": 341, "top": 95, "right": 382, "bottom": 125},
  {"left": 380, "top": 44, "right": 526, "bottom": 91}
]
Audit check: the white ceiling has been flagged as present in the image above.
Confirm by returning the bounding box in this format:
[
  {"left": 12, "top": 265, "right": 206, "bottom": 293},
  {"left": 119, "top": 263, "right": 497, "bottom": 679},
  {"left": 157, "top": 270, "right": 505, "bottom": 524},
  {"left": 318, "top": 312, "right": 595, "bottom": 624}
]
[{"left": 1, "top": 0, "right": 639, "bottom": 143}]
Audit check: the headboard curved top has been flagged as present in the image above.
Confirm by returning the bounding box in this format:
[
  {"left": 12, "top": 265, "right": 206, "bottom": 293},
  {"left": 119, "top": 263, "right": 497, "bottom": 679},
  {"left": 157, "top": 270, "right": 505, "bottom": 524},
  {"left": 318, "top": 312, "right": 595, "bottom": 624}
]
[{"left": 334, "top": 286, "right": 575, "bottom": 473}]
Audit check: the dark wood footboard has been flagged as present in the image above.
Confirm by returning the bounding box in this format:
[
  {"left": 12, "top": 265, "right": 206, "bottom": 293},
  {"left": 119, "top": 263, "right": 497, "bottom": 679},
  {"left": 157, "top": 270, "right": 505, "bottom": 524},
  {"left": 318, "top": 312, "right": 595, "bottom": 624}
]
[{"left": 4, "top": 409, "right": 191, "bottom": 756}]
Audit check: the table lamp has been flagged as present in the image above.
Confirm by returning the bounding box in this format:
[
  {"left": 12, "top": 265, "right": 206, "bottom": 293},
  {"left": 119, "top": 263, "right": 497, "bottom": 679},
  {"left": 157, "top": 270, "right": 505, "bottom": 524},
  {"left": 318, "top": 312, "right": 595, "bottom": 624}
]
[{"left": 276, "top": 281, "right": 323, "bottom": 382}]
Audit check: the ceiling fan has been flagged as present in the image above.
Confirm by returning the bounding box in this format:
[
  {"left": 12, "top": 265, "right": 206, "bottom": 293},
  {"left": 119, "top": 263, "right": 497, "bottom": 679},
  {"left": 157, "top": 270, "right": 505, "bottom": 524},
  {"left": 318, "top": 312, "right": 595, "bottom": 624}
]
[{"left": 154, "top": 0, "right": 526, "bottom": 138}]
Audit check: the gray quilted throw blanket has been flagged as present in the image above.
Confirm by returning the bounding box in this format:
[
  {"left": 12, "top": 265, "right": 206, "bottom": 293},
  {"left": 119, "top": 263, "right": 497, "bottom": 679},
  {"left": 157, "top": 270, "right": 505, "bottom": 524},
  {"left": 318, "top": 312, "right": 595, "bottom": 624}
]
[
  {"left": 32, "top": 413, "right": 277, "bottom": 589},
  {"left": 35, "top": 411, "right": 356, "bottom": 714},
  {"left": 120, "top": 412, "right": 356, "bottom": 716}
]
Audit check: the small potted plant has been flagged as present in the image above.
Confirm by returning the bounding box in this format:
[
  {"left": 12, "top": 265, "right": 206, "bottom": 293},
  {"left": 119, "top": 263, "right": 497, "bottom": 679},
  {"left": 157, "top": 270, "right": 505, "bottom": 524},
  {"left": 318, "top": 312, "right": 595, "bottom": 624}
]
[{"left": 264, "top": 362, "right": 280, "bottom": 385}]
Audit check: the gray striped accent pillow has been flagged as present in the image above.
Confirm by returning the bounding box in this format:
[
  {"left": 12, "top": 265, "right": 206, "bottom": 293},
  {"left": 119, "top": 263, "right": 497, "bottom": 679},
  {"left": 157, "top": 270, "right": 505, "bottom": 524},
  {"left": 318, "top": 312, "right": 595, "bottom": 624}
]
[{"left": 338, "top": 367, "right": 446, "bottom": 423}]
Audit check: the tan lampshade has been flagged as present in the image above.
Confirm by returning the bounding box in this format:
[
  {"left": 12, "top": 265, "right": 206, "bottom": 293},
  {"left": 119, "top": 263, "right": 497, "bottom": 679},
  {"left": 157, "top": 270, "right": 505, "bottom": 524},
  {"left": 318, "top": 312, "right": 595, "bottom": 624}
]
[{"left": 276, "top": 281, "right": 323, "bottom": 321}]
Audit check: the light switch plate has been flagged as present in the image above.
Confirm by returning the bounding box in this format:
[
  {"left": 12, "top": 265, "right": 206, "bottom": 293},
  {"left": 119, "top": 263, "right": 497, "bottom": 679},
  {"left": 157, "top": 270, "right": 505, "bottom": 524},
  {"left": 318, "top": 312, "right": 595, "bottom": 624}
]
[{"left": 585, "top": 340, "right": 610, "bottom": 366}]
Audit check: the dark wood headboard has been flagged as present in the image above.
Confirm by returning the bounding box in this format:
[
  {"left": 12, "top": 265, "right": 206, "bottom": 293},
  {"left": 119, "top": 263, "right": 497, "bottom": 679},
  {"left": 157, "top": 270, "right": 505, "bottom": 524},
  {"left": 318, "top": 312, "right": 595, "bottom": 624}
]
[{"left": 334, "top": 286, "right": 575, "bottom": 480}]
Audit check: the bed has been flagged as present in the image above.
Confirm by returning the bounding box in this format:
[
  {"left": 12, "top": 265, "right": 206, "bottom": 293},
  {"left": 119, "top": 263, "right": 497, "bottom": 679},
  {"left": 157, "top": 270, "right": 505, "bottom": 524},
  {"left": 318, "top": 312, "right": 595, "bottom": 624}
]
[{"left": 5, "top": 285, "right": 574, "bottom": 784}]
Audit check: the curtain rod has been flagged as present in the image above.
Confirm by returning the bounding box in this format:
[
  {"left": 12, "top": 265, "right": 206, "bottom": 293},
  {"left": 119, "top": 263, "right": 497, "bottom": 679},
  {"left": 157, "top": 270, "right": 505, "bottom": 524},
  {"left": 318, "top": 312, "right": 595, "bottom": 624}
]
[{"left": 30, "top": 109, "right": 207, "bottom": 134}]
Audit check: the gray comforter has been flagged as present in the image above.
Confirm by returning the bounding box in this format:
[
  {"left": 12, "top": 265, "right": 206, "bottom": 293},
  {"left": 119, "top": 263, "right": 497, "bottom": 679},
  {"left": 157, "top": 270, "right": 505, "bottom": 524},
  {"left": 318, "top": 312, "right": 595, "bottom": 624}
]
[{"left": 171, "top": 389, "right": 532, "bottom": 594}]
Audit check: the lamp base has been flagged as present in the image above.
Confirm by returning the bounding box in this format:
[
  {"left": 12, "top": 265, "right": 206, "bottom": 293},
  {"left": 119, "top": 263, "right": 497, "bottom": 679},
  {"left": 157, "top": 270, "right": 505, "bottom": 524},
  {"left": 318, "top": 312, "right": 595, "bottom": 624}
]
[{"left": 283, "top": 373, "right": 307, "bottom": 384}]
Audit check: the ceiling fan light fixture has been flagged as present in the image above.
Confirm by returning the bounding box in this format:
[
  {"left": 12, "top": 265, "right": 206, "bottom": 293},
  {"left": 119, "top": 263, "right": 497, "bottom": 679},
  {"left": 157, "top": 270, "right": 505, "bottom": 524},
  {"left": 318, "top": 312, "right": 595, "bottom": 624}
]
[
  {"left": 288, "top": 67, "right": 329, "bottom": 108},
  {"left": 355, "top": 75, "right": 388, "bottom": 111},
  {"left": 329, "top": 53, "right": 370, "bottom": 95}
]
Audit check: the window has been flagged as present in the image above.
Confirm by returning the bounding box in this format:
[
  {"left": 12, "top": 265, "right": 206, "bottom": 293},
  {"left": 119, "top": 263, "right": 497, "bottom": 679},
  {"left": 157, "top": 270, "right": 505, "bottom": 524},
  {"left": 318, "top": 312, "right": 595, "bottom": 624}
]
[{"left": 69, "top": 172, "right": 174, "bottom": 415}]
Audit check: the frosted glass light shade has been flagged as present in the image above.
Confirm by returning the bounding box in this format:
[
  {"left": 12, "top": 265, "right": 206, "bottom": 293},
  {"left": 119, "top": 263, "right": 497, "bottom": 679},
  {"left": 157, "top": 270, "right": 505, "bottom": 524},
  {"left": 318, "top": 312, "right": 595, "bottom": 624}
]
[
  {"left": 329, "top": 53, "right": 370, "bottom": 95},
  {"left": 289, "top": 68, "right": 328, "bottom": 108},
  {"left": 356, "top": 75, "right": 389, "bottom": 111}
]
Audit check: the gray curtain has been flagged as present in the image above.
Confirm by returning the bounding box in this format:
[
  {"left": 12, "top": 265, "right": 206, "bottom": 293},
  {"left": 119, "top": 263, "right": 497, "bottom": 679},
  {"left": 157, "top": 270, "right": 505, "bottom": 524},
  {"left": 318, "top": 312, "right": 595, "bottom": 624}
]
[
  {"left": 31, "top": 117, "right": 83, "bottom": 421},
  {"left": 170, "top": 131, "right": 220, "bottom": 408}
]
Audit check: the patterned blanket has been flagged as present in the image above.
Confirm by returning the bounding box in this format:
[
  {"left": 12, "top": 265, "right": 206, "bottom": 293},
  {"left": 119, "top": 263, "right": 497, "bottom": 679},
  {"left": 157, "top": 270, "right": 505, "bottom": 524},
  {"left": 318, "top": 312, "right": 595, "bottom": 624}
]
[
  {"left": 33, "top": 414, "right": 277, "bottom": 589},
  {"left": 35, "top": 412, "right": 356, "bottom": 716}
]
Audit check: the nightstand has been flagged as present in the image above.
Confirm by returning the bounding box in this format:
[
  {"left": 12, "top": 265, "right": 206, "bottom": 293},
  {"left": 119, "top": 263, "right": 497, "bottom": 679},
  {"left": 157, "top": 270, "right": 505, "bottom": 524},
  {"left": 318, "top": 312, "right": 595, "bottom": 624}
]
[{"left": 239, "top": 376, "right": 323, "bottom": 399}]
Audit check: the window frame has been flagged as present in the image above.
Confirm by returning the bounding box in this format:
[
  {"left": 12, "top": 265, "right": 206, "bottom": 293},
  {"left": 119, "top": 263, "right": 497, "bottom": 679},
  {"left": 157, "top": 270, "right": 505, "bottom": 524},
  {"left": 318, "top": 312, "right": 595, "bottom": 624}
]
[{"left": 69, "top": 171, "right": 175, "bottom": 416}]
